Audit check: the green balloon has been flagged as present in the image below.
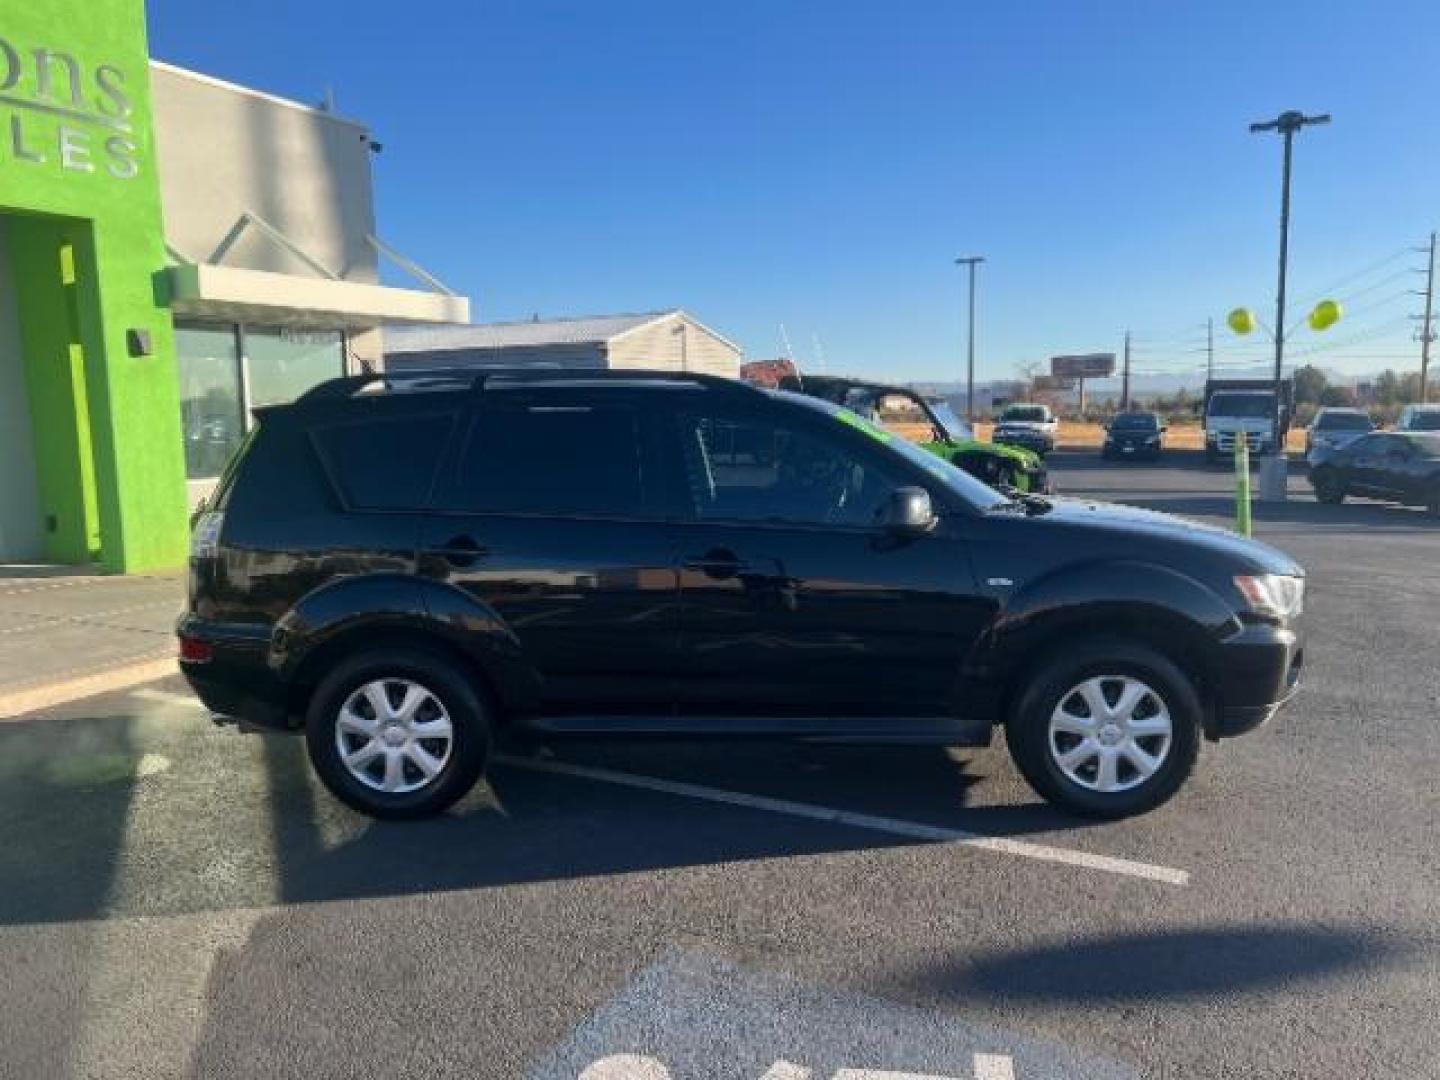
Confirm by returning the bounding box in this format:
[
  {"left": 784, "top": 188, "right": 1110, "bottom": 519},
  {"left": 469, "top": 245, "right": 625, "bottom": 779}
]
[
  {"left": 1309, "top": 299, "right": 1342, "bottom": 331},
  {"left": 1228, "top": 307, "right": 1257, "bottom": 335}
]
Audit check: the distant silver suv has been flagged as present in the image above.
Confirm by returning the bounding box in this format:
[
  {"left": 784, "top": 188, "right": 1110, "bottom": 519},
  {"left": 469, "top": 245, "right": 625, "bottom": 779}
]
[
  {"left": 1397, "top": 403, "right": 1440, "bottom": 432},
  {"left": 992, "top": 403, "right": 1058, "bottom": 455},
  {"left": 1304, "top": 407, "right": 1374, "bottom": 462}
]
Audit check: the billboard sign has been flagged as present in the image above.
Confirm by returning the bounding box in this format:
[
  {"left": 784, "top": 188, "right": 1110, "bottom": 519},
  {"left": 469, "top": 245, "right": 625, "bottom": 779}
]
[{"left": 1051, "top": 353, "right": 1116, "bottom": 378}]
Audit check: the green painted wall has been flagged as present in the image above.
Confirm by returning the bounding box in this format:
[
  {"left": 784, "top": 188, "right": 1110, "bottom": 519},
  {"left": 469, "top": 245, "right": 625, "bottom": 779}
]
[{"left": 0, "top": 0, "right": 188, "bottom": 571}]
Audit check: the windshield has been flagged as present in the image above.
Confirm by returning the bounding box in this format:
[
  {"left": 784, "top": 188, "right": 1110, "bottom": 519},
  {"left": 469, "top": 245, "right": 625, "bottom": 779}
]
[
  {"left": 1111, "top": 413, "right": 1158, "bottom": 430},
  {"left": 1208, "top": 392, "right": 1274, "bottom": 418},
  {"left": 1405, "top": 410, "right": 1440, "bottom": 430},
  {"left": 1407, "top": 433, "right": 1440, "bottom": 454},
  {"left": 927, "top": 400, "right": 973, "bottom": 440},
  {"left": 1315, "top": 412, "right": 1372, "bottom": 431},
  {"left": 773, "top": 391, "right": 1007, "bottom": 510},
  {"left": 1000, "top": 405, "right": 1048, "bottom": 423}
]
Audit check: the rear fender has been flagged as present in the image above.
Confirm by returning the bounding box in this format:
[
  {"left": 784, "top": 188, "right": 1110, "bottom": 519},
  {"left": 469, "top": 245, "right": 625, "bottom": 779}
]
[{"left": 273, "top": 573, "right": 539, "bottom": 711}]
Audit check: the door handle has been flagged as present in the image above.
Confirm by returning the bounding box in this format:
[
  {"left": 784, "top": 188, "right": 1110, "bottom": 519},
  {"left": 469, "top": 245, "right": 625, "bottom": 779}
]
[{"left": 425, "top": 535, "right": 487, "bottom": 568}]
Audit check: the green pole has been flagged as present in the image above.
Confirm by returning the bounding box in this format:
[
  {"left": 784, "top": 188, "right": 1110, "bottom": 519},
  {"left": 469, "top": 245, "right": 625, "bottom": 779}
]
[{"left": 1235, "top": 436, "right": 1253, "bottom": 537}]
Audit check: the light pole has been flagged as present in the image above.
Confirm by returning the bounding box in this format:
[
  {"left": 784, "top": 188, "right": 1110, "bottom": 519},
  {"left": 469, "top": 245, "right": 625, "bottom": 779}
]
[
  {"left": 955, "top": 256, "right": 985, "bottom": 420},
  {"left": 1249, "top": 109, "right": 1330, "bottom": 500}
]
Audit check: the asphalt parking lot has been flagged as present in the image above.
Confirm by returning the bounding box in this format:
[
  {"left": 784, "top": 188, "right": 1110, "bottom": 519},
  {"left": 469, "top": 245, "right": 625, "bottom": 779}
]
[{"left": 2, "top": 451, "right": 1436, "bottom": 1080}]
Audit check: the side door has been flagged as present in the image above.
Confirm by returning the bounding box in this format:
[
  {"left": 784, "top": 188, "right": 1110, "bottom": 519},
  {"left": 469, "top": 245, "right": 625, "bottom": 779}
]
[
  {"left": 418, "top": 388, "right": 679, "bottom": 715},
  {"left": 661, "top": 399, "right": 988, "bottom": 718}
]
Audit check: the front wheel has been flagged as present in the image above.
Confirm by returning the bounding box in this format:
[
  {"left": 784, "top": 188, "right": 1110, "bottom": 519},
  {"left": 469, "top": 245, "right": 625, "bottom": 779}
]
[
  {"left": 1312, "top": 470, "right": 1346, "bottom": 505},
  {"left": 1006, "top": 640, "right": 1201, "bottom": 818},
  {"left": 305, "top": 649, "right": 491, "bottom": 819}
]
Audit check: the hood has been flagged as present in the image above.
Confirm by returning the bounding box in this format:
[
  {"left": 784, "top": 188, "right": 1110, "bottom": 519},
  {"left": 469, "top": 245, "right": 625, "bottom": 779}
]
[{"left": 1028, "top": 497, "right": 1302, "bottom": 576}]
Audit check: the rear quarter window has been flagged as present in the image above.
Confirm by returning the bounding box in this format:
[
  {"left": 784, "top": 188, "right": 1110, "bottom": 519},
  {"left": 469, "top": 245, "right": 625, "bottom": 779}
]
[{"left": 312, "top": 413, "right": 457, "bottom": 511}]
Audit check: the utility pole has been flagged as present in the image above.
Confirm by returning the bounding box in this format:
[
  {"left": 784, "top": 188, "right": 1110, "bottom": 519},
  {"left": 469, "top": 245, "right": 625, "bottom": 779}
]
[
  {"left": 955, "top": 256, "right": 985, "bottom": 420},
  {"left": 1121, "top": 330, "right": 1132, "bottom": 410},
  {"left": 1249, "top": 109, "right": 1330, "bottom": 500},
  {"left": 1206, "top": 317, "right": 1215, "bottom": 383},
  {"left": 1420, "top": 231, "right": 1436, "bottom": 403}
]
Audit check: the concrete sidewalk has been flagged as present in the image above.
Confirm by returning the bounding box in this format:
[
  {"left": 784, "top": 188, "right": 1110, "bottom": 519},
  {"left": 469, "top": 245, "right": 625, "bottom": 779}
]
[{"left": 0, "top": 567, "right": 183, "bottom": 717}]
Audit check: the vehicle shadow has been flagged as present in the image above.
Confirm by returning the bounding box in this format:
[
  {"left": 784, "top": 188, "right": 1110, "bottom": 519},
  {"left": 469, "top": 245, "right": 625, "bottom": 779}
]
[
  {"left": 0, "top": 705, "right": 1087, "bottom": 928},
  {"left": 913, "top": 924, "right": 1400, "bottom": 1002},
  {"left": 260, "top": 734, "right": 1091, "bottom": 911}
]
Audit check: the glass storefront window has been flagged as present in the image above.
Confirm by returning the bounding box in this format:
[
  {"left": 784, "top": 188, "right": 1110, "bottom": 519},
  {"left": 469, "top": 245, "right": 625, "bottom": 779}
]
[
  {"left": 246, "top": 328, "right": 344, "bottom": 410},
  {"left": 175, "top": 323, "right": 346, "bottom": 481},
  {"left": 175, "top": 325, "right": 244, "bottom": 481}
]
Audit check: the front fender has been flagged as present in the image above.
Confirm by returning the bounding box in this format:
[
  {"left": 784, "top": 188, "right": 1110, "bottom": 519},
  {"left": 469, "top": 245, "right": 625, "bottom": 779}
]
[{"left": 972, "top": 559, "right": 1240, "bottom": 689}]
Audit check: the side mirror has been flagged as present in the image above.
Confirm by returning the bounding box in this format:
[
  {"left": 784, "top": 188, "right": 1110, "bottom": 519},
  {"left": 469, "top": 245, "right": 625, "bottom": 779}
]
[{"left": 878, "top": 486, "right": 936, "bottom": 536}]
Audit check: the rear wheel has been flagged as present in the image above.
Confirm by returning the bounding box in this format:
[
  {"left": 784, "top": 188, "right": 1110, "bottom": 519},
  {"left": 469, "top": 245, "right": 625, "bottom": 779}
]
[
  {"left": 1006, "top": 639, "right": 1201, "bottom": 818},
  {"left": 305, "top": 649, "right": 490, "bottom": 819}
]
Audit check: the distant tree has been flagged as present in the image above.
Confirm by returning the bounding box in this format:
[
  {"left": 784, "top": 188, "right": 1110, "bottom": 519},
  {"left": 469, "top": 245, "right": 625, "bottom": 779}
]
[
  {"left": 1292, "top": 364, "right": 1329, "bottom": 406},
  {"left": 1374, "top": 369, "right": 1403, "bottom": 406},
  {"left": 1319, "top": 385, "right": 1357, "bottom": 408}
]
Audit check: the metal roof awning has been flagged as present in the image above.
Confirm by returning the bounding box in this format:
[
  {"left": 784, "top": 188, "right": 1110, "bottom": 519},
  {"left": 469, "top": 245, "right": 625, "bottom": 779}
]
[{"left": 167, "top": 263, "right": 471, "bottom": 329}]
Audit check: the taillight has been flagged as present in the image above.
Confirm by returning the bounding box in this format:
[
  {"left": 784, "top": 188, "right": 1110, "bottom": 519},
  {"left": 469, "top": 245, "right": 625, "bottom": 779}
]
[
  {"left": 179, "top": 636, "right": 213, "bottom": 663},
  {"left": 191, "top": 511, "right": 224, "bottom": 559}
]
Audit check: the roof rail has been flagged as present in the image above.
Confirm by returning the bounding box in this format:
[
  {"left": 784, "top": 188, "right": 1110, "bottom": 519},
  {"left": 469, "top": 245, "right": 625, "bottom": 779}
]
[{"left": 298, "top": 366, "right": 762, "bottom": 404}]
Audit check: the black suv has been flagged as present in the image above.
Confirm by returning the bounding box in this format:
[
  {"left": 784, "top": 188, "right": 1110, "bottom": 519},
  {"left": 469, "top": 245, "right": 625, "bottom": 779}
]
[{"left": 179, "top": 370, "right": 1304, "bottom": 820}]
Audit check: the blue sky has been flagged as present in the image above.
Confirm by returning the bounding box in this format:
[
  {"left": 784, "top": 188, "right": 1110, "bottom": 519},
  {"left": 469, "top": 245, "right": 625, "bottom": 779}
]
[{"left": 146, "top": 0, "right": 1440, "bottom": 385}]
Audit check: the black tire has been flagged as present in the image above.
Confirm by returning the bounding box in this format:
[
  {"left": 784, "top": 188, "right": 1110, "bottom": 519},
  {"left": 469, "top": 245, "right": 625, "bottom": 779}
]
[
  {"left": 1427, "top": 485, "right": 1440, "bottom": 518},
  {"left": 1006, "top": 638, "right": 1202, "bottom": 819},
  {"left": 1312, "top": 469, "right": 1346, "bottom": 505},
  {"left": 1205, "top": 449, "right": 1218, "bottom": 465},
  {"left": 305, "top": 648, "right": 491, "bottom": 820}
]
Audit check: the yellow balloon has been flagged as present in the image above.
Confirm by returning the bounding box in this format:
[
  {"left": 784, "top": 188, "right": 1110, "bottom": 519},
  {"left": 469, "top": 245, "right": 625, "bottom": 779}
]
[
  {"left": 1308, "top": 299, "right": 1342, "bottom": 331},
  {"left": 1228, "top": 307, "right": 1257, "bottom": 335}
]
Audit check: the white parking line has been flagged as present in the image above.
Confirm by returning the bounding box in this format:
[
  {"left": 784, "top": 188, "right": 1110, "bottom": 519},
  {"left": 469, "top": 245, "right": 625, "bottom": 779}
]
[
  {"left": 496, "top": 756, "right": 1189, "bottom": 886},
  {"left": 127, "top": 689, "right": 1189, "bottom": 886}
]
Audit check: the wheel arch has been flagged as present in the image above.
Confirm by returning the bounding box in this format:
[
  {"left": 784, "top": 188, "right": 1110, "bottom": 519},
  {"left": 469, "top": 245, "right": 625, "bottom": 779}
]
[
  {"left": 274, "top": 573, "right": 540, "bottom": 721},
  {"left": 973, "top": 561, "right": 1237, "bottom": 739}
]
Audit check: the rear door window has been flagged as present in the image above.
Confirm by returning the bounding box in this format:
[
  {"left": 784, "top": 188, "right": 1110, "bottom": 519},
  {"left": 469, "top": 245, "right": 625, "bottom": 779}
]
[{"left": 449, "top": 402, "right": 648, "bottom": 517}]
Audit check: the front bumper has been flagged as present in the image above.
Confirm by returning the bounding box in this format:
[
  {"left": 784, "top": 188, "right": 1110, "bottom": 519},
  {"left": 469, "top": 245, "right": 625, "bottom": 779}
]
[
  {"left": 1208, "top": 431, "right": 1274, "bottom": 455},
  {"left": 1104, "top": 439, "right": 1162, "bottom": 458},
  {"left": 1210, "top": 622, "right": 1303, "bottom": 739},
  {"left": 176, "top": 614, "right": 291, "bottom": 730},
  {"left": 993, "top": 429, "right": 1054, "bottom": 454}
]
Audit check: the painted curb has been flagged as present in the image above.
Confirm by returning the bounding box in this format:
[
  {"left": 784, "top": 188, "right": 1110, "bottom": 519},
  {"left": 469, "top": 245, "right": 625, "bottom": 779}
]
[{"left": 0, "top": 656, "right": 177, "bottom": 720}]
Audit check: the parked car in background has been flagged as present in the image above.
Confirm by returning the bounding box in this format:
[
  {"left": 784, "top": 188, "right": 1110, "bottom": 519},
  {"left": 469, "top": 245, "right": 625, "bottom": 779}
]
[
  {"left": 1308, "top": 431, "right": 1440, "bottom": 515},
  {"left": 779, "top": 375, "right": 1049, "bottom": 492},
  {"left": 1102, "top": 411, "right": 1166, "bottom": 461},
  {"left": 992, "top": 403, "right": 1057, "bottom": 455},
  {"left": 180, "top": 368, "right": 1305, "bottom": 821},
  {"left": 1397, "top": 403, "right": 1440, "bottom": 432},
  {"left": 1304, "top": 407, "right": 1374, "bottom": 462}
]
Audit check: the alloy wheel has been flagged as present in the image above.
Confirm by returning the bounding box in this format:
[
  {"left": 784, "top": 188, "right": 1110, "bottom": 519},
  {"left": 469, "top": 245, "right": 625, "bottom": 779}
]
[
  {"left": 334, "top": 678, "right": 454, "bottom": 793},
  {"left": 1047, "top": 675, "right": 1173, "bottom": 793}
]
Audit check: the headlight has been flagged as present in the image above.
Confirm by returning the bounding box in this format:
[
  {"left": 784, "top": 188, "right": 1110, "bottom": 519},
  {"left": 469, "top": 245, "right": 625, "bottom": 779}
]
[
  {"left": 1234, "top": 574, "right": 1304, "bottom": 619},
  {"left": 1145, "top": 435, "right": 1159, "bottom": 444}
]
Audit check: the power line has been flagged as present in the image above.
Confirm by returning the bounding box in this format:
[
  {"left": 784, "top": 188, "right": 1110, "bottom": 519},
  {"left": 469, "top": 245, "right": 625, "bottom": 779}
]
[{"left": 1289, "top": 246, "right": 1411, "bottom": 308}]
